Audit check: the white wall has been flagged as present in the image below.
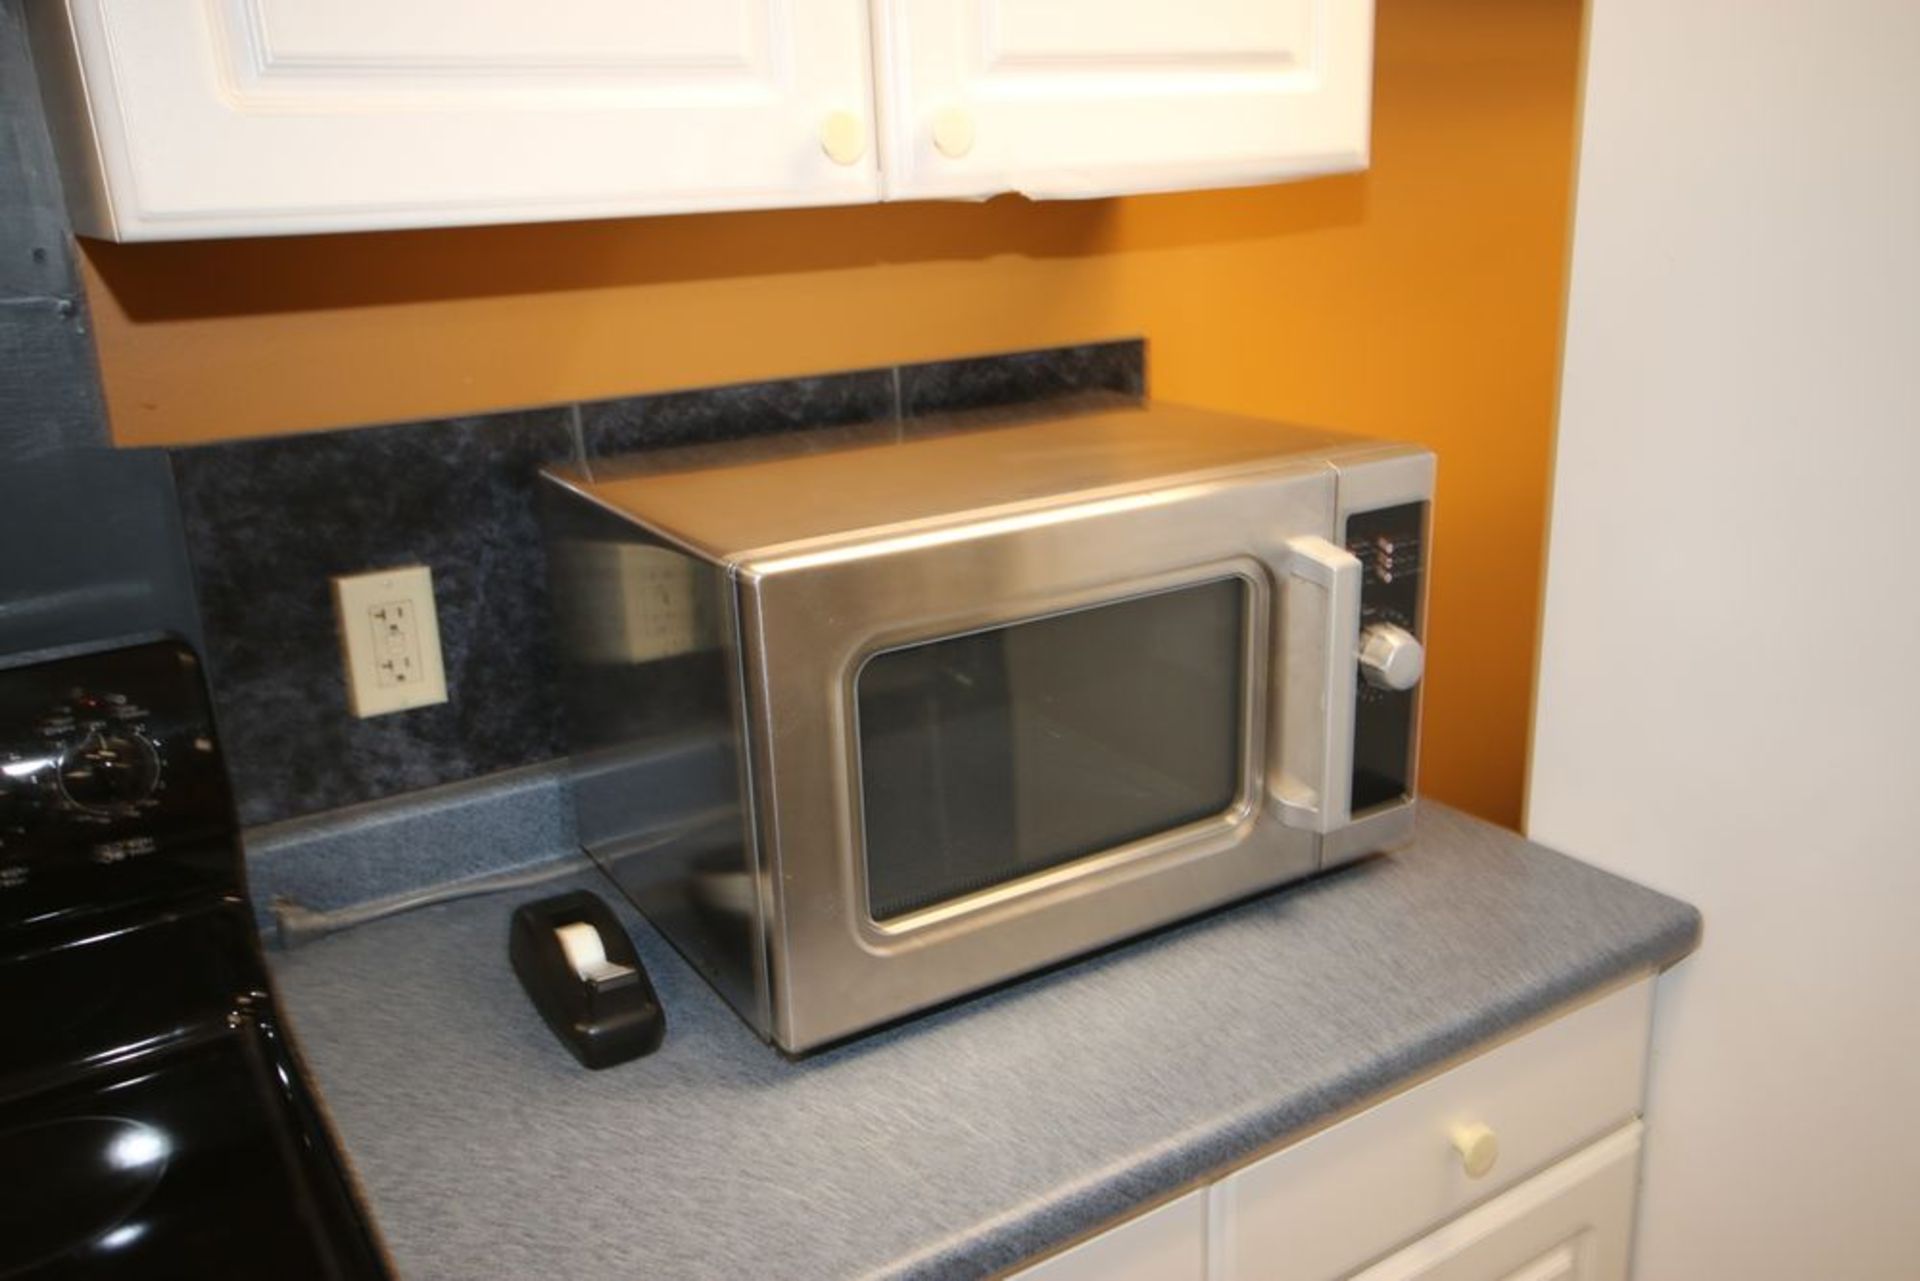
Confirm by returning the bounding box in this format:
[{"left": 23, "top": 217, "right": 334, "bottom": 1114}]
[{"left": 1528, "top": 2, "right": 1920, "bottom": 1278}]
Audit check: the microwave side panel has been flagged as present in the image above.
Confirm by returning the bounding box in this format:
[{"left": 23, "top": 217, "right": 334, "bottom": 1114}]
[{"left": 536, "top": 478, "right": 773, "bottom": 1039}]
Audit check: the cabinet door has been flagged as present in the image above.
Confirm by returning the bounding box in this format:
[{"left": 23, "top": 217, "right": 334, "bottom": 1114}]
[
  {"left": 870, "top": 0, "right": 1372, "bottom": 201},
  {"left": 1009, "top": 1189, "right": 1207, "bottom": 1281},
  {"left": 1345, "top": 1123, "right": 1642, "bottom": 1281},
  {"left": 31, "top": 0, "right": 879, "bottom": 239}
]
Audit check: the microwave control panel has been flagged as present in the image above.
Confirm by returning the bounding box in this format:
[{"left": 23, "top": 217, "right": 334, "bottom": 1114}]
[{"left": 1345, "top": 502, "right": 1427, "bottom": 813}]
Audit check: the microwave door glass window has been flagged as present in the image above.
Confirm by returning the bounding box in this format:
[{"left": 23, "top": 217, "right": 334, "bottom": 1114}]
[{"left": 857, "top": 578, "right": 1247, "bottom": 921}]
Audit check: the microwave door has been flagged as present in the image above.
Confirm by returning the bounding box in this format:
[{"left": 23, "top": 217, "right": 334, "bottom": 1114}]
[
  {"left": 743, "top": 464, "right": 1339, "bottom": 1050},
  {"left": 857, "top": 576, "right": 1248, "bottom": 923},
  {"left": 858, "top": 637, "right": 1019, "bottom": 920}
]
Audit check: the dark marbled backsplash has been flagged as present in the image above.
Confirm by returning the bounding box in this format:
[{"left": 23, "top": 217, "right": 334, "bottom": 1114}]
[
  {"left": 175, "top": 340, "right": 1144, "bottom": 825},
  {"left": 171, "top": 410, "right": 576, "bottom": 825},
  {"left": 898, "top": 341, "right": 1145, "bottom": 419},
  {"left": 579, "top": 368, "right": 899, "bottom": 459}
]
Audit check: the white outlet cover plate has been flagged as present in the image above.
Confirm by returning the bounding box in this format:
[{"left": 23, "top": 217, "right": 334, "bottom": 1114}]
[{"left": 332, "top": 564, "right": 449, "bottom": 718}]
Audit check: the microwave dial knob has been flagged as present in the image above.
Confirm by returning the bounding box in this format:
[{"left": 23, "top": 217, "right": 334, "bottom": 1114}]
[{"left": 1358, "top": 623, "right": 1425, "bottom": 692}]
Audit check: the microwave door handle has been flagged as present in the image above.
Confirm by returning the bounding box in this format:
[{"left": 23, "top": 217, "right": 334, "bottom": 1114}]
[{"left": 1277, "top": 535, "right": 1362, "bottom": 833}]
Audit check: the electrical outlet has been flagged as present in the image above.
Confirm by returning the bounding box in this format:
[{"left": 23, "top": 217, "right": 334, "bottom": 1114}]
[{"left": 332, "top": 565, "right": 448, "bottom": 718}]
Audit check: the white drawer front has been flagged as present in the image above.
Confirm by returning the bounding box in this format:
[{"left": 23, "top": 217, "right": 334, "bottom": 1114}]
[
  {"left": 1208, "top": 979, "right": 1652, "bottom": 1281},
  {"left": 1349, "top": 1122, "right": 1642, "bottom": 1281},
  {"left": 1010, "top": 1189, "right": 1207, "bottom": 1281}
]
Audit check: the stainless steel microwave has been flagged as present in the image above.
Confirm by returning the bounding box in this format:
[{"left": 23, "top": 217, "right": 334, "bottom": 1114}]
[{"left": 539, "top": 397, "right": 1433, "bottom": 1052}]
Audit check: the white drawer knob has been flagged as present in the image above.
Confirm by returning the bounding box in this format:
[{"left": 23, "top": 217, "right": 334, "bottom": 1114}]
[
  {"left": 932, "top": 107, "right": 976, "bottom": 158},
  {"left": 821, "top": 111, "right": 866, "bottom": 166},
  {"left": 1450, "top": 1122, "right": 1499, "bottom": 1179}
]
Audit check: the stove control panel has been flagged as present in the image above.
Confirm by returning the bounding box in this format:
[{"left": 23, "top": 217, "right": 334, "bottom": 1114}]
[{"left": 0, "top": 639, "right": 237, "bottom": 936}]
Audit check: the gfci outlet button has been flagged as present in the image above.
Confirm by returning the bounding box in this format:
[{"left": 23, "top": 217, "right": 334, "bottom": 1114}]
[{"left": 332, "top": 564, "right": 449, "bottom": 717}]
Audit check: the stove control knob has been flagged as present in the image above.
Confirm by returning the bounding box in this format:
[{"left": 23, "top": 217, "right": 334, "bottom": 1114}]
[
  {"left": 57, "top": 730, "right": 162, "bottom": 813},
  {"left": 1358, "top": 623, "right": 1425, "bottom": 692}
]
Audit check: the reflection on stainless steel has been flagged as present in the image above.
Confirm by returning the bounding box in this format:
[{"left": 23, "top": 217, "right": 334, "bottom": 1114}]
[
  {"left": 542, "top": 397, "right": 1434, "bottom": 1052},
  {"left": 562, "top": 394, "right": 1362, "bottom": 564},
  {"left": 687, "top": 869, "right": 756, "bottom": 920}
]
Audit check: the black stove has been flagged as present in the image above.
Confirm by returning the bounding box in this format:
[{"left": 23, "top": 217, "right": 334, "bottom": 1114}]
[{"left": 0, "top": 638, "right": 387, "bottom": 1279}]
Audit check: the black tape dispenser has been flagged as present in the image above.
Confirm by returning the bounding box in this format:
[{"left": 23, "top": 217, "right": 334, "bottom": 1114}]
[{"left": 509, "top": 890, "right": 665, "bottom": 1069}]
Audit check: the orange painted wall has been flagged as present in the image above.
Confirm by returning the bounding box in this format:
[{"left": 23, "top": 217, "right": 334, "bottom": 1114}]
[{"left": 77, "top": 0, "right": 1582, "bottom": 828}]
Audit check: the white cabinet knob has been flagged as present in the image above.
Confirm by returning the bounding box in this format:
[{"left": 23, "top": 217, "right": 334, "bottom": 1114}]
[
  {"left": 1450, "top": 1122, "right": 1500, "bottom": 1179},
  {"left": 821, "top": 111, "right": 866, "bottom": 166},
  {"left": 932, "top": 107, "right": 976, "bottom": 158}
]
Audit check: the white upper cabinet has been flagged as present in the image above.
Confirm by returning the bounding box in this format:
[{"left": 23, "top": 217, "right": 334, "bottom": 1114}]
[
  {"left": 28, "top": 0, "right": 880, "bottom": 239},
  {"left": 26, "top": 0, "right": 1373, "bottom": 240},
  {"left": 870, "top": 0, "right": 1373, "bottom": 200}
]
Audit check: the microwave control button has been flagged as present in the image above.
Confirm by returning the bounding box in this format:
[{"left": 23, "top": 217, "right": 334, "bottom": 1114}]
[{"left": 1358, "top": 622, "right": 1425, "bottom": 692}]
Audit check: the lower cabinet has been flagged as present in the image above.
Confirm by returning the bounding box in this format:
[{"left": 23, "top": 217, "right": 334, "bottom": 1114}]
[
  {"left": 1010, "top": 1190, "right": 1210, "bottom": 1281},
  {"left": 1347, "top": 1124, "right": 1641, "bottom": 1281},
  {"left": 1009, "top": 980, "right": 1654, "bottom": 1281}
]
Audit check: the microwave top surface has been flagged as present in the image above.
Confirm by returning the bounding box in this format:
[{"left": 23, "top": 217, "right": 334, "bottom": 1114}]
[{"left": 544, "top": 395, "right": 1409, "bottom": 569}]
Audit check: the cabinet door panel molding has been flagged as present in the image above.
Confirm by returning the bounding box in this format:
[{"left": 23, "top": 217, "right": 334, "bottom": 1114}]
[
  {"left": 27, "top": 0, "right": 880, "bottom": 238},
  {"left": 871, "top": 0, "right": 1372, "bottom": 200}
]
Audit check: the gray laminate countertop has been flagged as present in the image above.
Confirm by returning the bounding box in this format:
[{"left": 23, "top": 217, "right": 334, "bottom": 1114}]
[{"left": 267, "top": 803, "right": 1699, "bottom": 1281}]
